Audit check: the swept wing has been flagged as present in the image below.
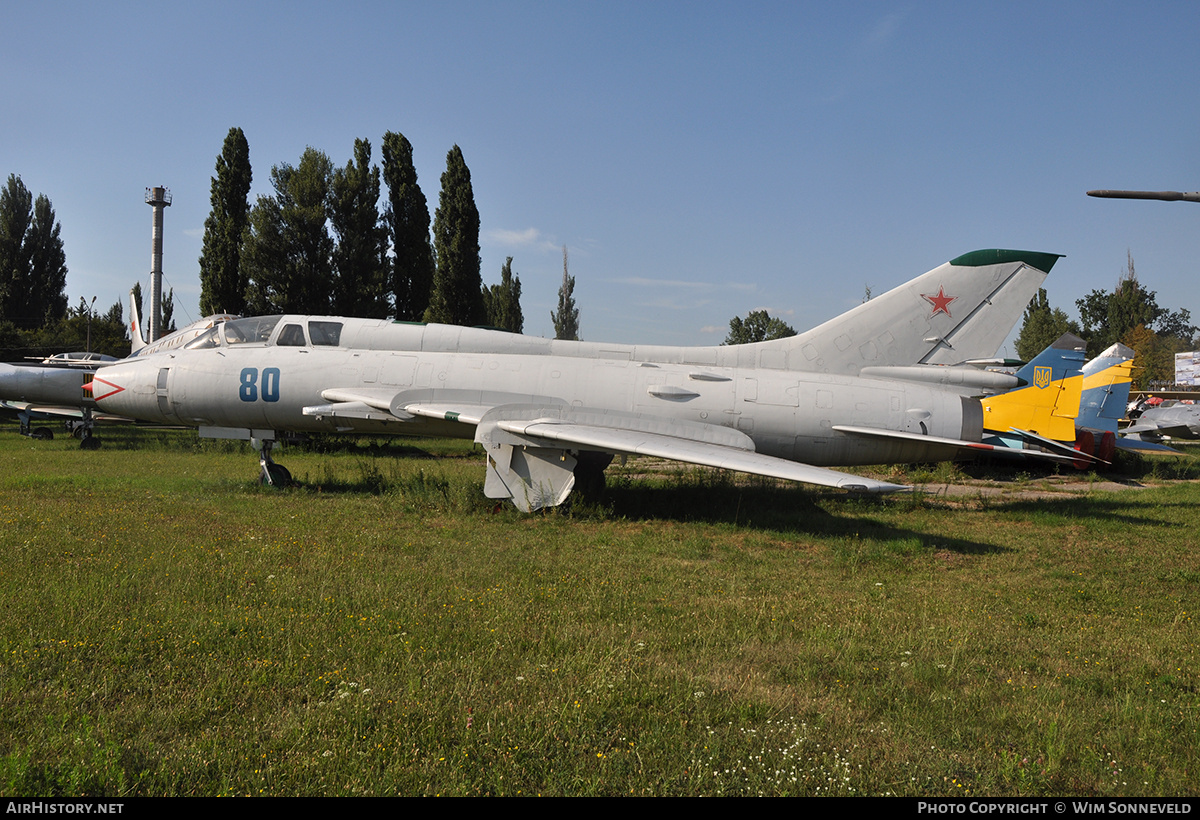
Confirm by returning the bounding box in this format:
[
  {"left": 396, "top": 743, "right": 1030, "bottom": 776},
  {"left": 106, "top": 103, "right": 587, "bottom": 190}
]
[{"left": 306, "top": 390, "right": 906, "bottom": 509}]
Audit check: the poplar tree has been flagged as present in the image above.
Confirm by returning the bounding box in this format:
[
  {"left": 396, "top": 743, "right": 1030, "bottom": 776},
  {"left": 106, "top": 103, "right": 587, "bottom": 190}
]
[
  {"left": 160, "top": 287, "right": 176, "bottom": 334},
  {"left": 427, "top": 145, "right": 485, "bottom": 326},
  {"left": 0, "top": 175, "right": 67, "bottom": 327},
  {"left": 551, "top": 245, "right": 579, "bottom": 340},
  {"left": 482, "top": 256, "right": 523, "bottom": 332},
  {"left": 382, "top": 131, "right": 435, "bottom": 321},
  {"left": 198, "top": 127, "right": 252, "bottom": 316},
  {"left": 25, "top": 194, "right": 68, "bottom": 325},
  {"left": 330, "top": 138, "right": 389, "bottom": 317}
]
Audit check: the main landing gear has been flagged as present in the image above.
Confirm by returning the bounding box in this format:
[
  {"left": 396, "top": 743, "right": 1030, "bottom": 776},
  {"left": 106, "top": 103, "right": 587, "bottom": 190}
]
[
  {"left": 18, "top": 413, "right": 54, "bottom": 441},
  {"left": 572, "top": 451, "right": 614, "bottom": 501},
  {"left": 17, "top": 410, "right": 98, "bottom": 447}
]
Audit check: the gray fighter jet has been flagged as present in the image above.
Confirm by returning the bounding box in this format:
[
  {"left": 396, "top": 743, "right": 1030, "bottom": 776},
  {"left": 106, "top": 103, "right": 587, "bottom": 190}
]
[
  {"left": 1122, "top": 400, "right": 1200, "bottom": 444},
  {"left": 87, "top": 249, "right": 1060, "bottom": 509}
]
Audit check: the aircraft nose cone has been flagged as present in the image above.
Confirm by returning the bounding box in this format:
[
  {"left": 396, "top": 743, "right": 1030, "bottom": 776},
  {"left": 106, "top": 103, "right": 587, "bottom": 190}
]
[{"left": 87, "top": 374, "right": 126, "bottom": 404}]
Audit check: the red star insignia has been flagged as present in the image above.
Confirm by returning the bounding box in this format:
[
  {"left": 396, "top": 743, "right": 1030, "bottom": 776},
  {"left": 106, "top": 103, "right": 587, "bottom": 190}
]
[{"left": 921, "top": 286, "right": 957, "bottom": 318}]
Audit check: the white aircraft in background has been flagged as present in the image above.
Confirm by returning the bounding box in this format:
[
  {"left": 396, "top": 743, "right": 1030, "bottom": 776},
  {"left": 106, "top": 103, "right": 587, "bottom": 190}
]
[
  {"left": 0, "top": 293, "right": 235, "bottom": 446},
  {"left": 1123, "top": 400, "right": 1200, "bottom": 445}
]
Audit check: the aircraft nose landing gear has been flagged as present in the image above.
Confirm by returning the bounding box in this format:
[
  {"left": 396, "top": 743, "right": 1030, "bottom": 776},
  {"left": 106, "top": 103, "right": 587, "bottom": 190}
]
[
  {"left": 66, "top": 409, "right": 101, "bottom": 449},
  {"left": 252, "top": 436, "right": 292, "bottom": 487}
]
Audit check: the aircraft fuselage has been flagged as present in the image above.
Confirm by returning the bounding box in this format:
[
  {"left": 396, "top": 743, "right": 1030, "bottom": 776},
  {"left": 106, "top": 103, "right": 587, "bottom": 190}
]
[
  {"left": 0, "top": 362, "right": 95, "bottom": 407},
  {"left": 91, "top": 318, "right": 982, "bottom": 467}
]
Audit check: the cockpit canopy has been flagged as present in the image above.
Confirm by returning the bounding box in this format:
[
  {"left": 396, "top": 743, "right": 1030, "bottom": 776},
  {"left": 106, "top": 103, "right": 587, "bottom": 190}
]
[{"left": 184, "top": 316, "right": 344, "bottom": 350}]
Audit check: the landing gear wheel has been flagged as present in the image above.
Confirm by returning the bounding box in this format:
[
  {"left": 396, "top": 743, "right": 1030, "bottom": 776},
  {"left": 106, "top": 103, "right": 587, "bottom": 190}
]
[
  {"left": 261, "top": 463, "right": 292, "bottom": 488},
  {"left": 80, "top": 436, "right": 101, "bottom": 451},
  {"left": 573, "top": 451, "right": 613, "bottom": 501},
  {"left": 31, "top": 427, "right": 54, "bottom": 440},
  {"left": 1073, "top": 430, "right": 1095, "bottom": 471},
  {"left": 67, "top": 411, "right": 97, "bottom": 445},
  {"left": 253, "top": 436, "right": 291, "bottom": 487}
]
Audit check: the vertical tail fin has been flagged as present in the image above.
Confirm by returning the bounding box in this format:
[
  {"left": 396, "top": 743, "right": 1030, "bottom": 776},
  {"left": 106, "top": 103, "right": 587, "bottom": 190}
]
[
  {"left": 129, "top": 289, "right": 146, "bottom": 355},
  {"left": 1078, "top": 343, "right": 1134, "bottom": 435},
  {"left": 979, "top": 333, "right": 1087, "bottom": 442},
  {"left": 773, "top": 250, "right": 1061, "bottom": 375}
]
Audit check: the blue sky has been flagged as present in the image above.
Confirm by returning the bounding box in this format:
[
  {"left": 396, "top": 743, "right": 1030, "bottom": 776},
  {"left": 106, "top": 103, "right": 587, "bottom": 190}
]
[{"left": 4, "top": 1, "right": 1198, "bottom": 351}]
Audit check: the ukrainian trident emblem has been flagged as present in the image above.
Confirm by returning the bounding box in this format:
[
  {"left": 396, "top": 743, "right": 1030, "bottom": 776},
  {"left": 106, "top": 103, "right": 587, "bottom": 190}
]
[{"left": 1032, "top": 365, "right": 1052, "bottom": 389}]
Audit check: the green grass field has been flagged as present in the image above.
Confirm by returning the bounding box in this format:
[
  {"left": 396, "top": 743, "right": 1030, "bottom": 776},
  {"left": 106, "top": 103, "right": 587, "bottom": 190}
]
[{"left": 0, "top": 419, "right": 1197, "bottom": 796}]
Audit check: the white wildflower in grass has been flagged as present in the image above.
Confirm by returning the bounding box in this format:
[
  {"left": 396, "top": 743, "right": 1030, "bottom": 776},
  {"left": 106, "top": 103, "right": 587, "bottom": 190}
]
[{"left": 693, "top": 717, "right": 862, "bottom": 796}]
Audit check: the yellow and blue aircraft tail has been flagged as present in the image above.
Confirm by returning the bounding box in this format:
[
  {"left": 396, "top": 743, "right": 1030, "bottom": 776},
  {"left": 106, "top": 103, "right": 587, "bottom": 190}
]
[
  {"left": 978, "top": 333, "right": 1102, "bottom": 466},
  {"left": 981, "top": 333, "right": 1086, "bottom": 442},
  {"left": 1077, "top": 343, "right": 1181, "bottom": 455},
  {"left": 1076, "top": 343, "right": 1132, "bottom": 461}
]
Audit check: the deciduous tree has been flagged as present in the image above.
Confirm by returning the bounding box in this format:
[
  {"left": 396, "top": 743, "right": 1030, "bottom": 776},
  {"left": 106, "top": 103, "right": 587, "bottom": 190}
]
[
  {"left": 1075, "top": 253, "right": 1195, "bottom": 371},
  {"left": 1075, "top": 252, "right": 1194, "bottom": 353},
  {"left": 243, "top": 148, "right": 335, "bottom": 315},
  {"left": 723, "top": 310, "right": 796, "bottom": 345},
  {"left": 1015, "top": 288, "right": 1081, "bottom": 361},
  {"left": 22, "top": 298, "right": 128, "bottom": 359},
  {"left": 0, "top": 175, "right": 33, "bottom": 322},
  {"left": 160, "top": 287, "right": 176, "bottom": 335},
  {"left": 1120, "top": 324, "right": 1170, "bottom": 389}
]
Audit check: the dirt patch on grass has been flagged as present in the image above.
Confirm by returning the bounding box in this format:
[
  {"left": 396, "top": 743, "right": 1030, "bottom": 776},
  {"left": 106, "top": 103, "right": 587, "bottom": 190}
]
[{"left": 911, "top": 474, "right": 1147, "bottom": 503}]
